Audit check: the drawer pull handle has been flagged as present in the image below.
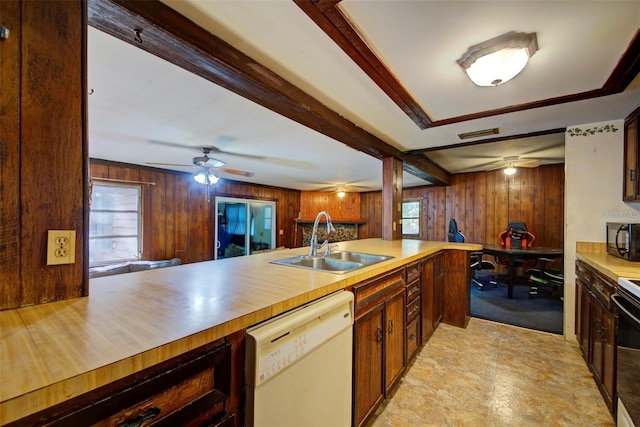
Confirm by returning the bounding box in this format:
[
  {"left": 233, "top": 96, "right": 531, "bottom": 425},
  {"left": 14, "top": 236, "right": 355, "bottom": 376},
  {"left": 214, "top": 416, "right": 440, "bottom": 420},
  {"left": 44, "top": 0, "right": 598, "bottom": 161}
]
[
  {"left": 388, "top": 319, "right": 394, "bottom": 334},
  {"left": 124, "top": 406, "right": 161, "bottom": 427},
  {"left": 409, "top": 333, "right": 416, "bottom": 341}
]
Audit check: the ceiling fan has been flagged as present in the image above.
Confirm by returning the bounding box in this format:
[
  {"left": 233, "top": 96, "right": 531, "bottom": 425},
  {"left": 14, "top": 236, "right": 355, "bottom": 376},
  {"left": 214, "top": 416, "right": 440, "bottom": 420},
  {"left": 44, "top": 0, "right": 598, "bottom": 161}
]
[
  {"left": 312, "top": 182, "right": 371, "bottom": 196},
  {"left": 146, "top": 146, "right": 255, "bottom": 181},
  {"left": 488, "top": 156, "right": 541, "bottom": 173}
]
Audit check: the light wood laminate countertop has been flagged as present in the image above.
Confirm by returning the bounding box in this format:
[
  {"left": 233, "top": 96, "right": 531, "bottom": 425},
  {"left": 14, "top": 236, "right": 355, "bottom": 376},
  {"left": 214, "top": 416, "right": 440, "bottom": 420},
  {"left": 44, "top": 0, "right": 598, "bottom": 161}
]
[
  {"left": 576, "top": 249, "right": 640, "bottom": 282},
  {"left": 0, "top": 238, "right": 480, "bottom": 424}
]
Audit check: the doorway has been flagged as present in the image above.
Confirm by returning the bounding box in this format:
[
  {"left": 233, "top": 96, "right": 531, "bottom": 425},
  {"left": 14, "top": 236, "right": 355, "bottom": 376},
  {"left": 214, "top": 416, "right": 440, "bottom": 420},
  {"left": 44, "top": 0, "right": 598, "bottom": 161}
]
[{"left": 215, "top": 197, "right": 276, "bottom": 259}]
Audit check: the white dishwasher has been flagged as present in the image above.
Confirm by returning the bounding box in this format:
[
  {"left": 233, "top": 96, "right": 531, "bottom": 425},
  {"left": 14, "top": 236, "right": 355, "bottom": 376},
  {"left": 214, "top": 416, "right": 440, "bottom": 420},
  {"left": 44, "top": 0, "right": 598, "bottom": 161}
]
[{"left": 246, "top": 290, "right": 354, "bottom": 427}]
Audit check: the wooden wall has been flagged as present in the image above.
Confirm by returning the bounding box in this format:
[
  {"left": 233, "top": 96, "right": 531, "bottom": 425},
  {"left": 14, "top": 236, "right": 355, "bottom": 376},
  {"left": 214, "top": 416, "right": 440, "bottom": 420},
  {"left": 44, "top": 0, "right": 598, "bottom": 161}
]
[
  {"left": 299, "top": 191, "right": 361, "bottom": 220},
  {"left": 0, "top": 0, "right": 86, "bottom": 310},
  {"left": 359, "top": 164, "right": 565, "bottom": 249},
  {"left": 90, "top": 160, "right": 301, "bottom": 263}
]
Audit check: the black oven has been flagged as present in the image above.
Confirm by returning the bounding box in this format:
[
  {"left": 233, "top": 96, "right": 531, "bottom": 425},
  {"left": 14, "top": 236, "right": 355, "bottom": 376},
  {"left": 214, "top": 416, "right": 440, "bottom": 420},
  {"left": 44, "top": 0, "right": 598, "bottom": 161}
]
[{"left": 612, "top": 282, "right": 640, "bottom": 427}]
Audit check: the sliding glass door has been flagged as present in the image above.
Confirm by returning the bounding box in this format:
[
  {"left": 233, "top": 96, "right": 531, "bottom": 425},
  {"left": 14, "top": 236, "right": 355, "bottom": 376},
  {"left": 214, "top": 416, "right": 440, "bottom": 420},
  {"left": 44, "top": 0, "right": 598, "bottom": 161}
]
[{"left": 214, "top": 197, "right": 276, "bottom": 259}]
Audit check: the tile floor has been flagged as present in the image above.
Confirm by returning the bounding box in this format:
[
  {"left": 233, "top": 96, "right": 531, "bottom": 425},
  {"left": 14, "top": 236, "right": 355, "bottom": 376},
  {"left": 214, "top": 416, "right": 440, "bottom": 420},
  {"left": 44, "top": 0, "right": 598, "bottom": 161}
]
[{"left": 369, "top": 318, "right": 615, "bottom": 427}]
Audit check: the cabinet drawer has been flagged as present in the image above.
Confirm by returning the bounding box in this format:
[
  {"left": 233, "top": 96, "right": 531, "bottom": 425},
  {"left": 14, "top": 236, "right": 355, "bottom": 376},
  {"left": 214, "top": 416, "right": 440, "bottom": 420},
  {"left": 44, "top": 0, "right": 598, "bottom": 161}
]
[
  {"left": 405, "top": 317, "right": 420, "bottom": 364},
  {"left": 575, "top": 261, "right": 593, "bottom": 284},
  {"left": 591, "top": 271, "right": 616, "bottom": 308},
  {"left": 406, "top": 280, "right": 420, "bottom": 303},
  {"left": 406, "top": 262, "right": 421, "bottom": 284},
  {"left": 353, "top": 268, "right": 406, "bottom": 318},
  {"left": 406, "top": 295, "right": 420, "bottom": 322},
  {"left": 22, "top": 341, "right": 233, "bottom": 427}
]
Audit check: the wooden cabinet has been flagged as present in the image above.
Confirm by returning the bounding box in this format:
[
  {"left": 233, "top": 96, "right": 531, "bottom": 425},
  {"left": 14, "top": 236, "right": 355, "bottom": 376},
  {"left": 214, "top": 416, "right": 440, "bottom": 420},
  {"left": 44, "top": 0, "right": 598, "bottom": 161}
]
[
  {"left": 575, "top": 269, "right": 591, "bottom": 358},
  {"left": 385, "top": 290, "right": 406, "bottom": 393},
  {"left": 574, "top": 260, "right": 617, "bottom": 413},
  {"left": 405, "top": 261, "right": 422, "bottom": 364},
  {"left": 10, "top": 333, "right": 245, "bottom": 427},
  {"left": 352, "top": 268, "right": 406, "bottom": 427},
  {"left": 421, "top": 252, "right": 445, "bottom": 342},
  {"left": 623, "top": 106, "right": 640, "bottom": 201}
]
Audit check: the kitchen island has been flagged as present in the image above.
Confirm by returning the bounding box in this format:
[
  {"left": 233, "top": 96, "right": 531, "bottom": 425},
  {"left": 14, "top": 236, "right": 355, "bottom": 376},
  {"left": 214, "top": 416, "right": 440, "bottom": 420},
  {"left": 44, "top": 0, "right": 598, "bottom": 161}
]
[{"left": 0, "top": 238, "right": 480, "bottom": 425}]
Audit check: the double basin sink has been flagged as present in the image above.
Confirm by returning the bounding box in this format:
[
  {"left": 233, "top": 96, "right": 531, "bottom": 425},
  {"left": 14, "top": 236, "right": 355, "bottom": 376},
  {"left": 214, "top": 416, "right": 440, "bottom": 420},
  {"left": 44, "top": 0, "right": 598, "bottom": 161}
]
[{"left": 270, "top": 251, "right": 394, "bottom": 274}]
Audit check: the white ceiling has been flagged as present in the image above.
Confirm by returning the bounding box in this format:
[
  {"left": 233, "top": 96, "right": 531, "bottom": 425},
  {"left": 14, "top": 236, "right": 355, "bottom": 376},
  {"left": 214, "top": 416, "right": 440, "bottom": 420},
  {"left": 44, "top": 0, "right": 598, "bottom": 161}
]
[{"left": 88, "top": 0, "right": 640, "bottom": 191}]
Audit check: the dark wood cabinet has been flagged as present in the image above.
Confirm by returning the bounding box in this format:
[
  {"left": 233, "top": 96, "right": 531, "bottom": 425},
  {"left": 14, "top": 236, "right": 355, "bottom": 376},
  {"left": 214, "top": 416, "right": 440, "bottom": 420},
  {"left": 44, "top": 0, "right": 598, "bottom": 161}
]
[
  {"left": 405, "top": 261, "right": 422, "bottom": 364},
  {"left": 385, "top": 289, "right": 406, "bottom": 393},
  {"left": 574, "top": 260, "right": 617, "bottom": 414},
  {"left": 575, "top": 271, "right": 591, "bottom": 359},
  {"left": 421, "top": 252, "right": 445, "bottom": 342},
  {"left": 352, "top": 268, "right": 406, "bottom": 427},
  {"left": 623, "top": 106, "right": 640, "bottom": 201},
  {"left": 353, "top": 304, "right": 385, "bottom": 427},
  {"left": 9, "top": 332, "right": 245, "bottom": 427}
]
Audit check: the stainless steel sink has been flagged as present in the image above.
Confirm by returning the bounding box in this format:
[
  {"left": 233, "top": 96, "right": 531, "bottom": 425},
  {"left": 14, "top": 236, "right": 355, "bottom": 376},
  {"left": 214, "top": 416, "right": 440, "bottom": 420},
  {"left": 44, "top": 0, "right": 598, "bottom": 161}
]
[
  {"left": 325, "top": 251, "right": 393, "bottom": 265},
  {"left": 270, "top": 251, "right": 394, "bottom": 274}
]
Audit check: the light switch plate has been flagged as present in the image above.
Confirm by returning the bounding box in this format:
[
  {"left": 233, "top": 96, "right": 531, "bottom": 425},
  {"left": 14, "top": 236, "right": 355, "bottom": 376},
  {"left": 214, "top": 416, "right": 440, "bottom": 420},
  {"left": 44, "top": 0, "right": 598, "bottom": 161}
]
[{"left": 47, "top": 230, "right": 76, "bottom": 265}]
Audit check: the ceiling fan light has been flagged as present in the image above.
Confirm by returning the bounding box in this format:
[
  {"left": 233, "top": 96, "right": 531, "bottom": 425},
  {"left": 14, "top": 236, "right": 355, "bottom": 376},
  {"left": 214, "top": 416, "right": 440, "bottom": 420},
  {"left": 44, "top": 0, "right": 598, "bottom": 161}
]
[
  {"left": 504, "top": 166, "right": 517, "bottom": 176},
  {"left": 194, "top": 171, "right": 208, "bottom": 184},
  {"left": 457, "top": 32, "right": 538, "bottom": 87},
  {"left": 207, "top": 172, "right": 219, "bottom": 185},
  {"left": 337, "top": 190, "right": 346, "bottom": 198}
]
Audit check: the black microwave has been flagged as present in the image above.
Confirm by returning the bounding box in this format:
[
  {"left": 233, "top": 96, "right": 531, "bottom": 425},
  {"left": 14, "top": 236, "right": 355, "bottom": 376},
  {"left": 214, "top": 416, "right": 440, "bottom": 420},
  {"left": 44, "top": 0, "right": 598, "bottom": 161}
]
[{"left": 606, "top": 222, "right": 640, "bottom": 261}]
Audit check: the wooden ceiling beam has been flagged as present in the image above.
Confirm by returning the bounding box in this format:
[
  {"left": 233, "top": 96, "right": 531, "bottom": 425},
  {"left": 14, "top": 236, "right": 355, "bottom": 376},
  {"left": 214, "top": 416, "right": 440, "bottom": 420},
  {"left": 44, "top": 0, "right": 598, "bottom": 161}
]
[
  {"left": 87, "top": 0, "right": 450, "bottom": 185},
  {"left": 294, "top": 0, "right": 432, "bottom": 130}
]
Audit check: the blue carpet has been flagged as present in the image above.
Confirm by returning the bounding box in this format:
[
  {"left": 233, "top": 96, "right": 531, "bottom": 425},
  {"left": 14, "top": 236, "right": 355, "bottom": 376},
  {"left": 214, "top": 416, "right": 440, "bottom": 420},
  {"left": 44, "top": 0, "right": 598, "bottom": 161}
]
[{"left": 470, "top": 276, "right": 563, "bottom": 335}]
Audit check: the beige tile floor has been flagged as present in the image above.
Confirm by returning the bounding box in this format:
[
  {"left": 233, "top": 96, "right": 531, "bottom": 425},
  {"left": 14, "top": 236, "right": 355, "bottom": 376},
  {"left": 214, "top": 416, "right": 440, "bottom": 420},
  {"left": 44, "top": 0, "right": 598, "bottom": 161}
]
[{"left": 369, "top": 318, "right": 615, "bottom": 427}]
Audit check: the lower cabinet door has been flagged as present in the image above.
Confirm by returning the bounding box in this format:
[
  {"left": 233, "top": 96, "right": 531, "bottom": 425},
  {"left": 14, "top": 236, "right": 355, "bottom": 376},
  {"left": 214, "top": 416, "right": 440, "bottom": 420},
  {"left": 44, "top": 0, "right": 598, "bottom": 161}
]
[
  {"left": 385, "top": 290, "right": 405, "bottom": 394},
  {"left": 353, "top": 305, "right": 385, "bottom": 427},
  {"left": 432, "top": 253, "right": 445, "bottom": 326}
]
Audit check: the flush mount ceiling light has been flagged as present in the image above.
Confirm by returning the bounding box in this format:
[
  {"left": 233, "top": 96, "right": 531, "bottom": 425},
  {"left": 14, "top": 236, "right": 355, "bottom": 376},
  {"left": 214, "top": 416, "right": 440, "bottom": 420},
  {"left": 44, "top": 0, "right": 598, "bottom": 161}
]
[{"left": 457, "top": 31, "right": 538, "bottom": 87}]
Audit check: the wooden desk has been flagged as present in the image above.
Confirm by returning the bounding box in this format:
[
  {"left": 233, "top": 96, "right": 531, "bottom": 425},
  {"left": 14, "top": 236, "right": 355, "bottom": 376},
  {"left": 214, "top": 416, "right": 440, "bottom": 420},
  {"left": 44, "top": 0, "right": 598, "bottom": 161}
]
[{"left": 482, "top": 245, "right": 564, "bottom": 298}]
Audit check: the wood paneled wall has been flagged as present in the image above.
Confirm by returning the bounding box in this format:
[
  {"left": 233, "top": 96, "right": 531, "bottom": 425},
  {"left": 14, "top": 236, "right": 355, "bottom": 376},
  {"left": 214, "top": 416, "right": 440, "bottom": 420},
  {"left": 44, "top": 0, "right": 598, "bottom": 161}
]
[
  {"left": 299, "top": 191, "right": 361, "bottom": 220},
  {"left": 0, "top": 0, "right": 86, "bottom": 310},
  {"left": 359, "top": 165, "right": 565, "bottom": 248},
  {"left": 90, "top": 160, "right": 301, "bottom": 263}
]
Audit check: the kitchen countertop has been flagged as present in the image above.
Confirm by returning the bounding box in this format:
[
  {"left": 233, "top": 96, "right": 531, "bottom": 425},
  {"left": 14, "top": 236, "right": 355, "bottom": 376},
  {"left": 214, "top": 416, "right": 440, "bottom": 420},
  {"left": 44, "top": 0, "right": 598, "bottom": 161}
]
[
  {"left": 576, "top": 250, "right": 640, "bottom": 282},
  {"left": 0, "top": 238, "right": 481, "bottom": 424}
]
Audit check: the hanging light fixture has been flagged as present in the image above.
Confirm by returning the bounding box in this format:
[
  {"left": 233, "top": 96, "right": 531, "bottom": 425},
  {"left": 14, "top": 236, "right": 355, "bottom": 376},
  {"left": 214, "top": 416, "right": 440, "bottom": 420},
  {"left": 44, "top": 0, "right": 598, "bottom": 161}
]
[
  {"left": 336, "top": 185, "right": 346, "bottom": 198},
  {"left": 457, "top": 31, "right": 538, "bottom": 87},
  {"left": 193, "top": 167, "right": 219, "bottom": 185},
  {"left": 503, "top": 166, "right": 517, "bottom": 176}
]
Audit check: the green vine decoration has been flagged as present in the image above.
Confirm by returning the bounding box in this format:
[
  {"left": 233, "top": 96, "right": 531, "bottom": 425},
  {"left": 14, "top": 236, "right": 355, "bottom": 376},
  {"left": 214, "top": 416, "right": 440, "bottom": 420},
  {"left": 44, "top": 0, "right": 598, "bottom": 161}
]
[{"left": 567, "top": 124, "right": 618, "bottom": 137}]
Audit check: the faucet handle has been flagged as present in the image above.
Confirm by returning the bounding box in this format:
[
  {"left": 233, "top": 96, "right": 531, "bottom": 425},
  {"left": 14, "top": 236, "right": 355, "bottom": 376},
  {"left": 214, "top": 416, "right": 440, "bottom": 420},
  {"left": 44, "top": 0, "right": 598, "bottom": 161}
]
[{"left": 325, "top": 244, "right": 339, "bottom": 255}]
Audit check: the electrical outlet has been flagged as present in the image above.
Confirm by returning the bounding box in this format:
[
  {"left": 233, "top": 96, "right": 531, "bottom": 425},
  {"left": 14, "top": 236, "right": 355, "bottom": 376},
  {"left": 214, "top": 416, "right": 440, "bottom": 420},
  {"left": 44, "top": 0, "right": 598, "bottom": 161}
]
[{"left": 47, "top": 230, "right": 76, "bottom": 265}]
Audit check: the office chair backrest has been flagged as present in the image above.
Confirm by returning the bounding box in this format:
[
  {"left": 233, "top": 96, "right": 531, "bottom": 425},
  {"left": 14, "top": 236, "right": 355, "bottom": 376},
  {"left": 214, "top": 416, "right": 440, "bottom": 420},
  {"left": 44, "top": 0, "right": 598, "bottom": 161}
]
[
  {"left": 448, "top": 219, "right": 465, "bottom": 243},
  {"left": 499, "top": 221, "right": 535, "bottom": 248}
]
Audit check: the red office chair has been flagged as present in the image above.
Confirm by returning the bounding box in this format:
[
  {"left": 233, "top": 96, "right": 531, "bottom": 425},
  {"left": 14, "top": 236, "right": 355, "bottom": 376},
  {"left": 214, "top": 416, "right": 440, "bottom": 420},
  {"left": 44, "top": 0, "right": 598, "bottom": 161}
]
[{"left": 496, "top": 221, "right": 536, "bottom": 275}]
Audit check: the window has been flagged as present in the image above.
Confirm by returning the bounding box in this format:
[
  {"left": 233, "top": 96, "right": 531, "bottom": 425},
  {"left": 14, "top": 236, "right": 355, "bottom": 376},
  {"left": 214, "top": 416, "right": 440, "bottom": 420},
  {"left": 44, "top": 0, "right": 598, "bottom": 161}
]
[
  {"left": 89, "top": 183, "right": 141, "bottom": 266},
  {"left": 402, "top": 199, "right": 421, "bottom": 236}
]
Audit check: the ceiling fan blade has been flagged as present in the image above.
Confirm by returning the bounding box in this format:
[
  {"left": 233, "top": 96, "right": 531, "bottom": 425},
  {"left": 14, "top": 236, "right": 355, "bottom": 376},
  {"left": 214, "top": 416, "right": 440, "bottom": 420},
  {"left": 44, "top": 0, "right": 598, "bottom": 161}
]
[
  {"left": 147, "top": 140, "right": 202, "bottom": 152},
  {"left": 145, "top": 162, "right": 193, "bottom": 167},
  {"left": 205, "top": 146, "right": 265, "bottom": 160},
  {"left": 216, "top": 167, "right": 254, "bottom": 177}
]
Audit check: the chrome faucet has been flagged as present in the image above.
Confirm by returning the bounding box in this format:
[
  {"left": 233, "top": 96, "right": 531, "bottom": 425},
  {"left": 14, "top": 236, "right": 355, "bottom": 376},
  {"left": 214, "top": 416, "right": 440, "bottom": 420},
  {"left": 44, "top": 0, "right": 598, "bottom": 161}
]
[{"left": 309, "top": 210, "right": 336, "bottom": 256}]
